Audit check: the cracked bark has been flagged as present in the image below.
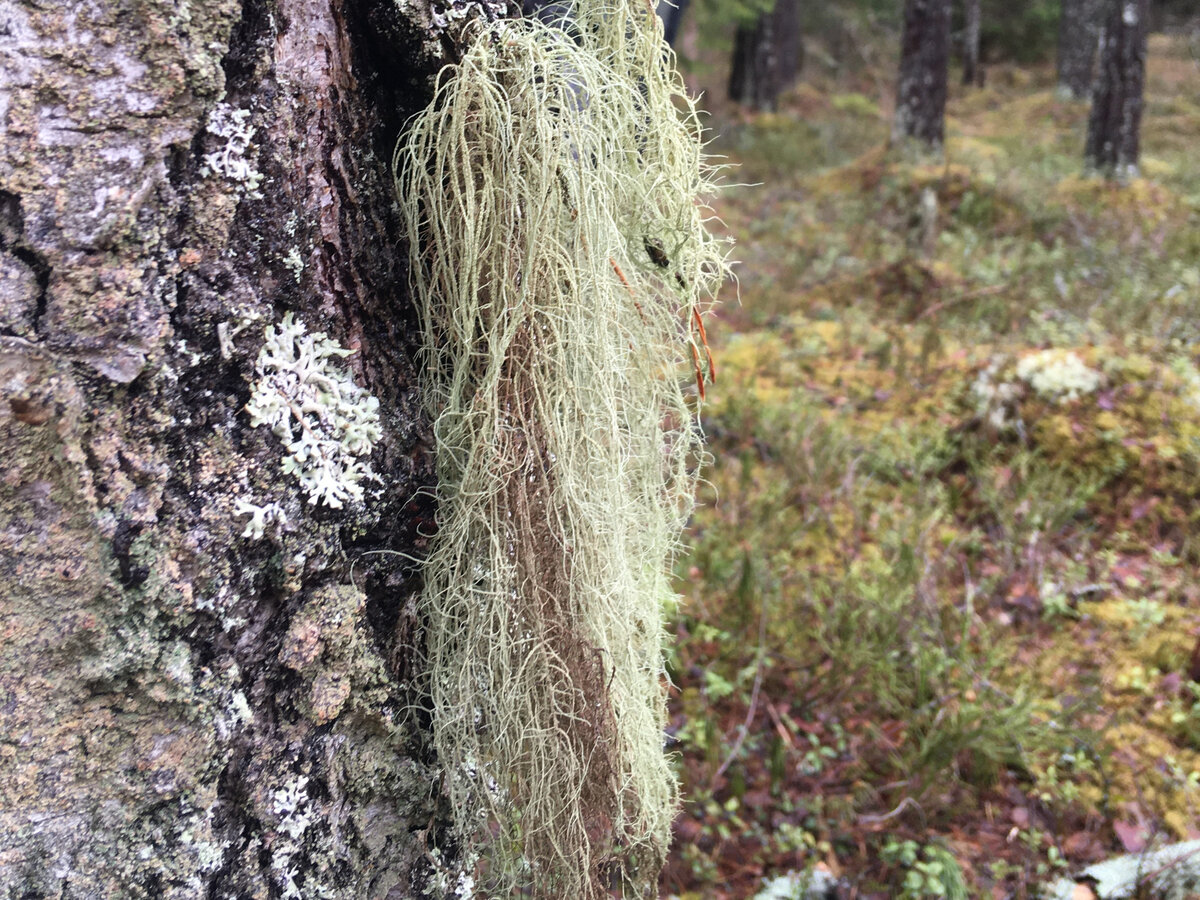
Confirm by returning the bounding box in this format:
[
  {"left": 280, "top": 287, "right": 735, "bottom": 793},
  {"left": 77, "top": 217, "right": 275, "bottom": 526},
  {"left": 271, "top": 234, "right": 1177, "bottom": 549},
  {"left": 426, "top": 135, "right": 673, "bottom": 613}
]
[{"left": 0, "top": 0, "right": 466, "bottom": 896}]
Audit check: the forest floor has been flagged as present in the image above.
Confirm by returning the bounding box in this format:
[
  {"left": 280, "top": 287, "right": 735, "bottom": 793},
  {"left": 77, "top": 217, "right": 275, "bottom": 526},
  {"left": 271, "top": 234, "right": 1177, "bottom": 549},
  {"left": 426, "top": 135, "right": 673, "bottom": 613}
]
[{"left": 661, "top": 32, "right": 1200, "bottom": 900}]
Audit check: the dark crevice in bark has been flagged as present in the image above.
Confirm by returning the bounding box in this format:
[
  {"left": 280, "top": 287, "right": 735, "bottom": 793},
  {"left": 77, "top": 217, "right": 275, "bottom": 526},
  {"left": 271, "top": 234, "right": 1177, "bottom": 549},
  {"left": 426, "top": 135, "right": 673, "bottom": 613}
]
[
  {"left": 207, "top": 748, "right": 262, "bottom": 900},
  {"left": 335, "top": 0, "right": 442, "bottom": 658},
  {"left": 345, "top": 1, "right": 438, "bottom": 146},
  {"left": 223, "top": 0, "right": 275, "bottom": 92},
  {"left": 112, "top": 519, "right": 150, "bottom": 588},
  {"left": 0, "top": 190, "right": 52, "bottom": 339}
]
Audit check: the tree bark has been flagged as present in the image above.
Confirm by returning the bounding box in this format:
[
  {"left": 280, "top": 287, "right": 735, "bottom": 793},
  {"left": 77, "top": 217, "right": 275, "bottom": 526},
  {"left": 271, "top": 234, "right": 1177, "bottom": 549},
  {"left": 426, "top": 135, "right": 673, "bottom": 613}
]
[
  {"left": 962, "top": 0, "right": 982, "bottom": 87},
  {"left": 892, "top": 0, "right": 953, "bottom": 150},
  {"left": 728, "top": 0, "right": 802, "bottom": 110},
  {"left": 1085, "top": 0, "right": 1150, "bottom": 174},
  {"left": 1058, "top": 0, "right": 1103, "bottom": 98},
  {"left": 0, "top": 0, "right": 480, "bottom": 896}
]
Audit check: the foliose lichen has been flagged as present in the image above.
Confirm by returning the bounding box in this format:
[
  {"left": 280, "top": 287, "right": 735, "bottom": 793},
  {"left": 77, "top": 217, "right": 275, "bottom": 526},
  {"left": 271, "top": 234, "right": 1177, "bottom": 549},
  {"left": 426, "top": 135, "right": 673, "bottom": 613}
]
[
  {"left": 245, "top": 313, "right": 381, "bottom": 509},
  {"left": 200, "top": 102, "right": 264, "bottom": 198}
]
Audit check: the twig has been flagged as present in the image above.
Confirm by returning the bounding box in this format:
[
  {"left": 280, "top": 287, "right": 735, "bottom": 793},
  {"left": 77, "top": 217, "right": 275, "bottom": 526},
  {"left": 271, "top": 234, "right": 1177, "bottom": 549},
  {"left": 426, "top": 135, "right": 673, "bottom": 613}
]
[
  {"left": 711, "top": 584, "right": 770, "bottom": 784},
  {"left": 916, "top": 281, "right": 1009, "bottom": 321},
  {"left": 857, "top": 796, "right": 922, "bottom": 826}
]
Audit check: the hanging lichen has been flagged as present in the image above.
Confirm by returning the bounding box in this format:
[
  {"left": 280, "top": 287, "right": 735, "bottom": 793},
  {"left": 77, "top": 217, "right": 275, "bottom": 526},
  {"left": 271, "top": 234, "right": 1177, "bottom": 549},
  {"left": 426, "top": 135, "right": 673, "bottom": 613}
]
[{"left": 395, "top": 1, "right": 729, "bottom": 895}]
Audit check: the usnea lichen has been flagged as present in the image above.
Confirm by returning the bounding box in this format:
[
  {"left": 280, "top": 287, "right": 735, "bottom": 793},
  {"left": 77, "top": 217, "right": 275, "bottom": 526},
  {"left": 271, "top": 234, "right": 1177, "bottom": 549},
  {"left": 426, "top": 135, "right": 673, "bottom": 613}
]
[
  {"left": 395, "top": 1, "right": 729, "bottom": 895},
  {"left": 245, "top": 313, "right": 381, "bottom": 508}
]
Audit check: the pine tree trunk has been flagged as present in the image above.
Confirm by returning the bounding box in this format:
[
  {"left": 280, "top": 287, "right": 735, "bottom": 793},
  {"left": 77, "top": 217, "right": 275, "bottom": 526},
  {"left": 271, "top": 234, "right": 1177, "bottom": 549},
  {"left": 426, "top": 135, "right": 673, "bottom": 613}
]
[
  {"left": 892, "top": 0, "right": 953, "bottom": 149},
  {"left": 1058, "top": 0, "right": 1103, "bottom": 98},
  {"left": 660, "top": 0, "right": 692, "bottom": 47},
  {"left": 962, "top": 0, "right": 982, "bottom": 86},
  {"left": 1085, "top": 0, "right": 1150, "bottom": 174},
  {"left": 728, "top": 0, "right": 802, "bottom": 110},
  {"left": 0, "top": 0, "right": 473, "bottom": 895}
]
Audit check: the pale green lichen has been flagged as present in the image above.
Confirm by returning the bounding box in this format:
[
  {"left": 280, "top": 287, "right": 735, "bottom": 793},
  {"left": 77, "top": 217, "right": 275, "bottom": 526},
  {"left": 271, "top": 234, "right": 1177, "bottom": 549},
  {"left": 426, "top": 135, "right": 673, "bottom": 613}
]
[
  {"left": 1015, "top": 349, "right": 1103, "bottom": 403},
  {"left": 199, "top": 102, "right": 264, "bottom": 198},
  {"left": 245, "top": 314, "right": 381, "bottom": 509},
  {"left": 233, "top": 498, "right": 287, "bottom": 539},
  {"left": 395, "top": 1, "right": 730, "bottom": 894},
  {"left": 1046, "top": 839, "right": 1200, "bottom": 899},
  {"left": 282, "top": 247, "right": 305, "bottom": 281}
]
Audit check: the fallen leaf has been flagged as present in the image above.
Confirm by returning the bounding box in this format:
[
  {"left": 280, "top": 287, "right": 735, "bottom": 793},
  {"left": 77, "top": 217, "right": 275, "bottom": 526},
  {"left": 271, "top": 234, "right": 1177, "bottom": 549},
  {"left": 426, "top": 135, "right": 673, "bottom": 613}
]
[{"left": 1113, "top": 819, "right": 1147, "bottom": 853}]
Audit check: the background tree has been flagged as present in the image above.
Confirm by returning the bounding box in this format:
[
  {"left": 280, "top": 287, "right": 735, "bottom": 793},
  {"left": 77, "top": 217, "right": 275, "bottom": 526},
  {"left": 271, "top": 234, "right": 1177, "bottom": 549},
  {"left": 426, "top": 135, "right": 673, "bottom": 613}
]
[
  {"left": 728, "top": 0, "right": 803, "bottom": 109},
  {"left": 962, "top": 0, "right": 983, "bottom": 85},
  {"left": 892, "top": 0, "right": 953, "bottom": 148},
  {"left": 0, "top": 0, "right": 480, "bottom": 895},
  {"left": 1058, "top": 0, "right": 1103, "bottom": 97},
  {"left": 661, "top": 0, "right": 693, "bottom": 46},
  {"left": 1085, "top": 0, "right": 1151, "bottom": 173}
]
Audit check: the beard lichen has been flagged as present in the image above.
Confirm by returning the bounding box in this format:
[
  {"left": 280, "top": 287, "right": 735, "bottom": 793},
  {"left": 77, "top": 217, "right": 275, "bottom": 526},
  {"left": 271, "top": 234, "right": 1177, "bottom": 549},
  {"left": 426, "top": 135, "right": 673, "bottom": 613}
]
[{"left": 395, "top": 2, "right": 729, "bottom": 895}]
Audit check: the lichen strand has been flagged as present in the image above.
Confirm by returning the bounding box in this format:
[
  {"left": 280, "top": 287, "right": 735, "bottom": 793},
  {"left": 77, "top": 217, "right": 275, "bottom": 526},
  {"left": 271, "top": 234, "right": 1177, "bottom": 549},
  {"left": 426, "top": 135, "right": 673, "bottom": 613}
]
[{"left": 397, "top": 3, "right": 729, "bottom": 896}]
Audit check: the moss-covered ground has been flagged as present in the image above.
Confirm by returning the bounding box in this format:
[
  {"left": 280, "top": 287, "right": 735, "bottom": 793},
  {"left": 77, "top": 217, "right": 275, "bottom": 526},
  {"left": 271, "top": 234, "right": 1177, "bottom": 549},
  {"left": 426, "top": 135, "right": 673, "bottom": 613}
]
[{"left": 662, "top": 32, "right": 1200, "bottom": 900}]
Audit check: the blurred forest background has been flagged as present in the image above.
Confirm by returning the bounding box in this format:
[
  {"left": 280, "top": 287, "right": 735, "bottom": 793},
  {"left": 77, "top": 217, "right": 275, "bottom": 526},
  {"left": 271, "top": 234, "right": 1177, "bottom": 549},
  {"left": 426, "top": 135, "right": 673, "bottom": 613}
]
[{"left": 658, "top": 0, "right": 1200, "bottom": 897}]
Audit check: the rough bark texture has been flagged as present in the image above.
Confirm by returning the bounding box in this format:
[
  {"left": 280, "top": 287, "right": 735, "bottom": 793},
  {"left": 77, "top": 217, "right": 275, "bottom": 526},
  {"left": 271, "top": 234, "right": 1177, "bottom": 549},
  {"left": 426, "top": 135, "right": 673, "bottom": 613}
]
[
  {"left": 0, "top": 0, "right": 474, "bottom": 896},
  {"left": 961, "top": 0, "right": 981, "bottom": 87},
  {"left": 892, "top": 0, "right": 952, "bottom": 149},
  {"left": 728, "top": 0, "right": 802, "bottom": 110},
  {"left": 1085, "top": 0, "right": 1150, "bottom": 174},
  {"left": 1058, "top": 0, "right": 1103, "bottom": 98}
]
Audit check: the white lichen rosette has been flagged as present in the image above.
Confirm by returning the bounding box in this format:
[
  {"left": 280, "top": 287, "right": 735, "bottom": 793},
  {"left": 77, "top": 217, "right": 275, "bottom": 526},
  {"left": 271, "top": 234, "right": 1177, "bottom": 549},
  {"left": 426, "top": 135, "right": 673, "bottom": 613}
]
[
  {"left": 1014, "top": 349, "right": 1103, "bottom": 403},
  {"left": 973, "top": 348, "right": 1104, "bottom": 432},
  {"left": 245, "top": 314, "right": 382, "bottom": 509}
]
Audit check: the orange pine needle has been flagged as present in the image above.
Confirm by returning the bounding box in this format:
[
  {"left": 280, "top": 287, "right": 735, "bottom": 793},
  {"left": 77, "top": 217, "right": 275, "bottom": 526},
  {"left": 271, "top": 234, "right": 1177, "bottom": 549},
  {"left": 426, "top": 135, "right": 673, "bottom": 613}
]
[
  {"left": 691, "top": 306, "right": 716, "bottom": 384},
  {"left": 610, "top": 256, "right": 649, "bottom": 324},
  {"left": 609, "top": 257, "right": 634, "bottom": 294}
]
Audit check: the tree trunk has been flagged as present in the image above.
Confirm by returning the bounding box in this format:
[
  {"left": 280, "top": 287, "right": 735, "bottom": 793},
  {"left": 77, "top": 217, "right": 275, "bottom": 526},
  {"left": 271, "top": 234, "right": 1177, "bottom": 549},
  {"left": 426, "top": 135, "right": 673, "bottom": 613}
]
[
  {"left": 962, "top": 0, "right": 982, "bottom": 87},
  {"left": 1058, "top": 0, "right": 1103, "bottom": 98},
  {"left": 728, "top": 0, "right": 803, "bottom": 110},
  {"left": 659, "top": 0, "right": 691, "bottom": 47},
  {"left": 0, "top": 0, "right": 475, "bottom": 896},
  {"left": 1085, "top": 0, "right": 1150, "bottom": 174},
  {"left": 892, "top": 0, "right": 953, "bottom": 150}
]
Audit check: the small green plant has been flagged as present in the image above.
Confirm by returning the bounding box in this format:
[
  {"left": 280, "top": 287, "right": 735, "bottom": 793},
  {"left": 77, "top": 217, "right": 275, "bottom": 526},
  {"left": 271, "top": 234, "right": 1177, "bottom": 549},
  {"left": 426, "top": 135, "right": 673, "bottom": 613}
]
[
  {"left": 1040, "top": 581, "right": 1079, "bottom": 620},
  {"left": 881, "top": 839, "right": 968, "bottom": 899},
  {"left": 1125, "top": 598, "right": 1168, "bottom": 641},
  {"left": 1169, "top": 683, "right": 1200, "bottom": 749}
]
